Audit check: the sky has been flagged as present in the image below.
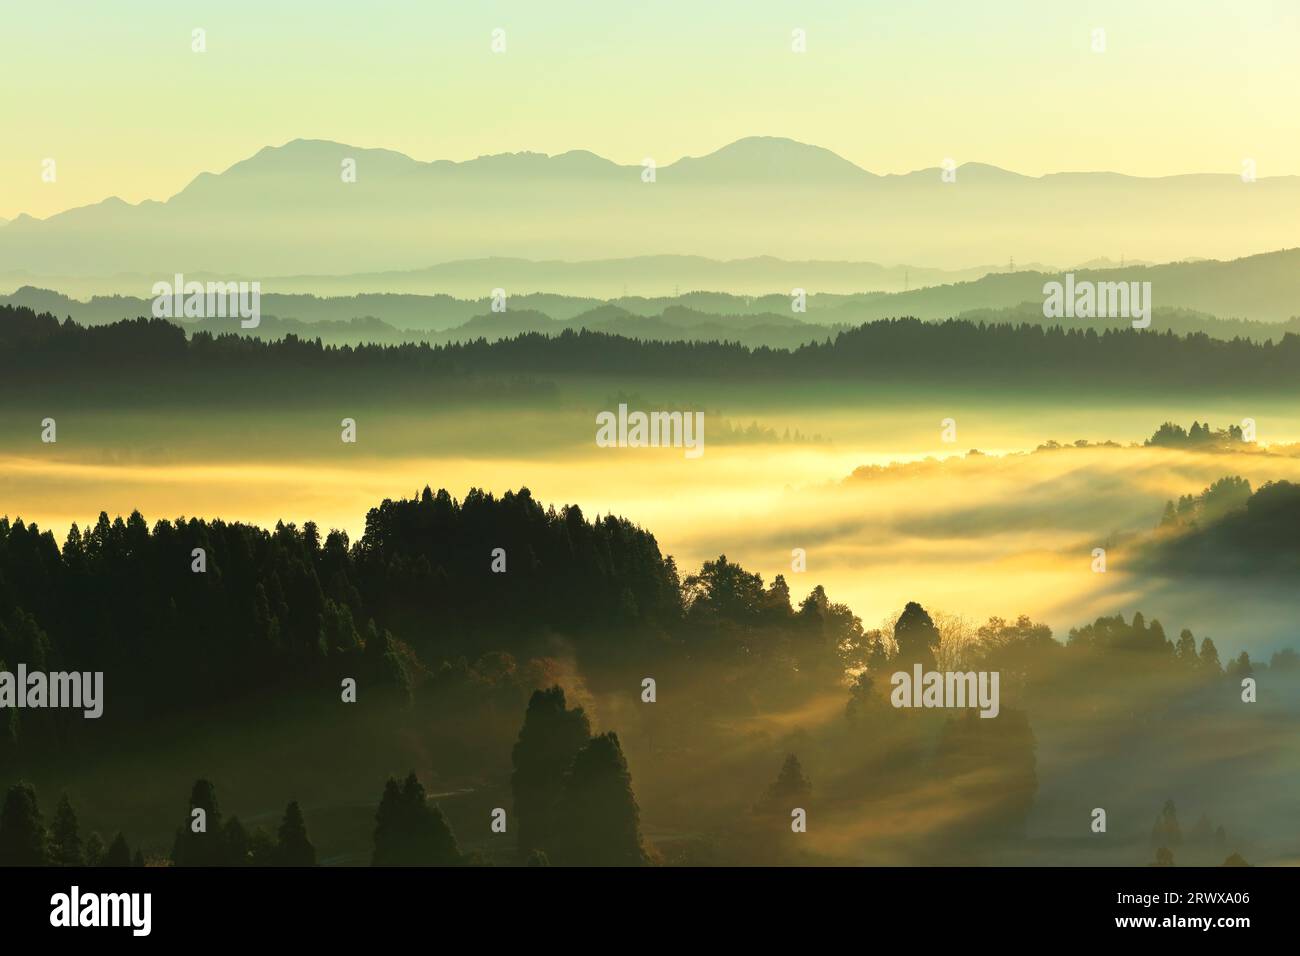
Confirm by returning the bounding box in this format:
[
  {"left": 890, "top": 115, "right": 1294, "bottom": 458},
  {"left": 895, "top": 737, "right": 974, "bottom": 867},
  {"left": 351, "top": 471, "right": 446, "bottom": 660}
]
[{"left": 2, "top": 0, "right": 1298, "bottom": 220}]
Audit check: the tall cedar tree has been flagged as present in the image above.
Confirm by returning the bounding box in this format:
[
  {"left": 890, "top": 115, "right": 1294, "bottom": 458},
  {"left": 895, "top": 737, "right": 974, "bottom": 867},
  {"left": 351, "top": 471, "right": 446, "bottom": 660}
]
[
  {"left": 760, "top": 754, "right": 812, "bottom": 814},
  {"left": 511, "top": 686, "right": 591, "bottom": 858},
  {"left": 275, "top": 801, "right": 317, "bottom": 866},
  {"left": 171, "top": 779, "right": 226, "bottom": 866},
  {"left": 0, "top": 783, "right": 48, "bottom": 866},
  {"left": 553, "top": 732, "right": 646, "bottom": 866},
  {"left": 49, "top": 793, "right": 85, "bottom": 866},
  {"left": 104, "top": 832, "right": 132, "bottom": 867},
  {"left": 372, "top": 772, "right": 460, "bottom": 866},
  {"left": 893, "top": 602, "right": 941, "bottom": 670}
]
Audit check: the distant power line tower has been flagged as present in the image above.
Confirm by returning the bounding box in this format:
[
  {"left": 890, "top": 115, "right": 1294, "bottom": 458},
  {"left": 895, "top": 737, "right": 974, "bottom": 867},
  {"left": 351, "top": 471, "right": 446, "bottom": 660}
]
[{"left": 1009, "top": 256, "right": 1015, "bottom": 272}]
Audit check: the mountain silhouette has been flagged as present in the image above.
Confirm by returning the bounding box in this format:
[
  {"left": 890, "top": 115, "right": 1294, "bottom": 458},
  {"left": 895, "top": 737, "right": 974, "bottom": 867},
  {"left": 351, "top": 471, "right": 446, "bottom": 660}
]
[{"left": 2, "top": 137, "right": 1297, "bottom": 279}]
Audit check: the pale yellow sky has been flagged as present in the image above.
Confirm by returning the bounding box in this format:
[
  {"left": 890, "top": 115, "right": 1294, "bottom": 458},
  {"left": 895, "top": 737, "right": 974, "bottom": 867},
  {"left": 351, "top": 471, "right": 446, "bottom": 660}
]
[{"left": 2, "top": 0, "right": 1298, "bottom": 220}]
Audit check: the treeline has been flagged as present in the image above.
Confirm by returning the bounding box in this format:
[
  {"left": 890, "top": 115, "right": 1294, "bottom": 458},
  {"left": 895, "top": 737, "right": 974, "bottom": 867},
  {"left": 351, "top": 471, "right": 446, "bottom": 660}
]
[
  {"left": 0, "top": 487, "right": 859, "bottom": 756},
  {"left": 1146, "top": 420, "right": 1246, "bottom": 448},
  {"left": 4, "top": 480, "right": 1293, "bottom": 761},
  {"left": 1146, "top": 799, "right": 1248, "bottom": 867},
  {"left": 1149, "top": 478, "right": 1300, "bottom": 574},
  {"left": 4, "top": 305, "right": 1300, "bottom": 391},
  {"left": 0, "top": 683, "right": 651, "bottom": 867},
  {"left": 0, "top": 780, "right": 313, "bottom": 867}
]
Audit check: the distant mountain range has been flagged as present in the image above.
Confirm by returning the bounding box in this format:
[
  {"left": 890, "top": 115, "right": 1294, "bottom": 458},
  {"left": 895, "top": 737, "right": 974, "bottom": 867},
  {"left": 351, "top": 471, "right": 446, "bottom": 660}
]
[
  {"left": 5, "top": 247, "right": 1298, "bottom": 346},
  {"left": 855, "top": 248, "right": 1300, "bottom": 323},
  {"left": 0, "top": 255, "right": 1019, "bottom": 300},
  {"left": 1, "top": 137, "right": 1295, "bottom": 282}
]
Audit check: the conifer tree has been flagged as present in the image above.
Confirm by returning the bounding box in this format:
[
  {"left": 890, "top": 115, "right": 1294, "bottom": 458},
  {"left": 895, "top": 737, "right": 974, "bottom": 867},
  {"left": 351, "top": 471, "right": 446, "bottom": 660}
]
[
  {"left": 511, "top": 686, "right": 591, "bottom": 858},
  {"left": 761, "top": 754, "right": 812, "bottom": 812},
  {"left": 893, "top": 602, "right": 940, "bottom": 669},
  {"left": 275, "top": 801, "right": 317, "bottom": 866},
  {"left": 171, "top": 778, "right": 226, "bottom": 866},
  {"left": 104, "top": 832, "right": 132, "bottom": 867},
  {"left": 0, "top": 783, "right": 48, "bottom": 866},
  {"left": 49, "top": 793, "right": 84, "bottom": 866},
  {"left": 1199, "top": 638, "right": 1222, "bottom": 673},
  {"left": 554, "top": 732, "right": 646, "bottom": 866},
  {"left": 372, "top": 772, "right": 460, "bottom": 866},
  {"left": 84, "top": 832, "right": 105, "bottom": 867}
]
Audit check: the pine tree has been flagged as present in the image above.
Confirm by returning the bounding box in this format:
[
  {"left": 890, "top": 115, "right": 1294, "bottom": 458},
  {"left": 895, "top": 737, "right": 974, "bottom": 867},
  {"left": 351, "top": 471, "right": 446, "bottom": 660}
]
[
  {"left": 372, "top": 773, "right": 460, "bottom": 866},
  {"left": 49, "top": 793, "right": 84, "bottom": 866},
  {"left": 171, "top": 779, "right": 226, "bottom": 866},
  {"left": 1226, "top": 651, "right": 1253, "bottom": 679},
  {"left": 401, "top": 773, "right": 459, "bottom": 866},
  {"left": 760, "top": 754, "right": 812, "bottom": 812},
  {"left": 104, "top": 832, "right": 132, "bottom": 867},
  {"left": 84, "top": 832, "right": 105, "bottom": 867},
  {"left": 893, "top": 602, "right": 940, "bottom": 669},
  {"left": 553, "top": 732, "right": 646, "bottom": 866},
  {"left": 371, "top": 778, "right": 404, "bottom": 866},
  {"left": 0, "top": 783, "right": 48, "bottom": 866},
  {"left": 1199, "top": 637, "right": 1222, "bottom": 673},
  {"left": 275, "top": 801, "right": 317, "bottom": 866},
  {"left": 511, "top": 686, "right": 591, "bottom": 858}
]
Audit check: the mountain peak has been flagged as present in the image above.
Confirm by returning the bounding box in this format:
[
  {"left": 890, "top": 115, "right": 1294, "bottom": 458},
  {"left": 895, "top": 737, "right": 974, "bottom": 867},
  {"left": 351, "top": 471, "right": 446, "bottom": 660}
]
[{"left": 666, "top": 136, "right": 871, "bottom": 182}]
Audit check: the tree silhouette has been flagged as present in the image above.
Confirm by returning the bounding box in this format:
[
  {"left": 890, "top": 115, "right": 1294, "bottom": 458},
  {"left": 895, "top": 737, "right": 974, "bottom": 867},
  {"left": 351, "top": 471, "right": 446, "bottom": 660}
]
[
  {"left": 0, "top": 783, "right": 47, "bottom": 866},
  {"left": 1199, "top": 639, "right": 1222, "bottom": 673},
  {"left": 49, "top": 794, "right": 84, "bottom": 866},
  {"left": 759, "top": 754, "right": 812, "bottom": 813},
  {"left": 171, "top": 779, "right": 227, "bottom": 866},
  {"left": 84, "top": 832, "right": 105, "bottom": 867},
  {"left": 893, "top": 602, "right": 940, "bottom": 669},
  {"left": 275, "top": 801, "right": 317, "bottom": 866},
  {"left": 553, "top": 732, "right": 646, "bottom": 866},
  {"left": 104, "top": 832, "right": 132, "bottom": 867},
  {"left": 1150, "top": 800, "right": 1182, "bottom": 849},
  {"left": 511, "top": 686, "right": 591, "bottom": 858},
  {"left": 372, "top": 772, "right": 460, "bottom": 866}
]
